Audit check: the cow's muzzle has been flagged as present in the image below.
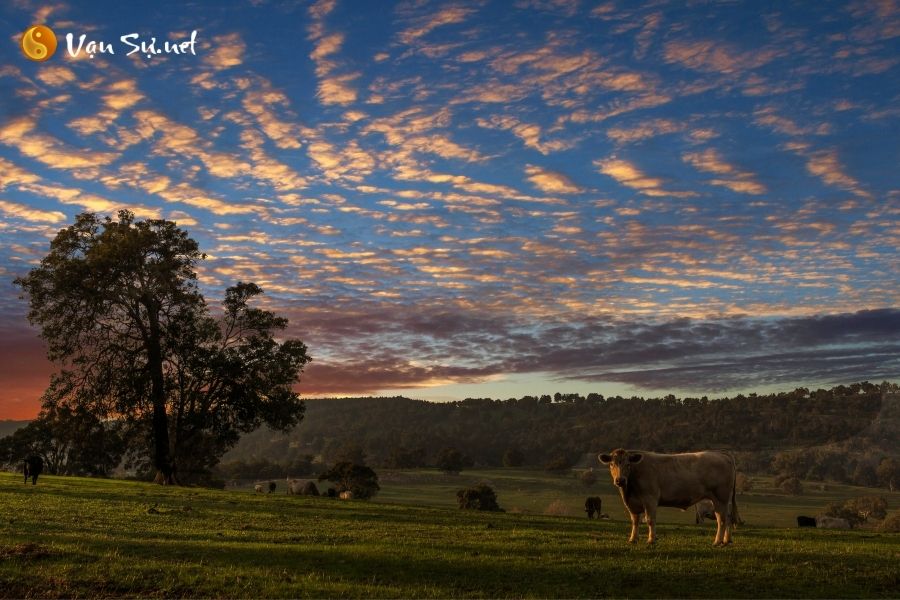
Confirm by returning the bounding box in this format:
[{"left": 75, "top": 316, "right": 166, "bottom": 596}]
[{"left": 615, "top": 477, "right": 626, "bottom": 488}]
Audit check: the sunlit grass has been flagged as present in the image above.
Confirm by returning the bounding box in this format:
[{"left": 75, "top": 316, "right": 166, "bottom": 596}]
[{"left": 1, "top": 471, "right": 897, "bottom": 598}]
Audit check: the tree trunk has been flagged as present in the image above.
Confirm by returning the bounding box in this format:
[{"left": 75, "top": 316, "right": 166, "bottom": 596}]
[{"left": 147, "top": 309, "right": 176, "bottom": 485}]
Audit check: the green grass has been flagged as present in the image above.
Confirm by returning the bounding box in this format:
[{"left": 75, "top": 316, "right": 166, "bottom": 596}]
[{"left": 1, "top": 471, "right": 898, "bottom": 598}]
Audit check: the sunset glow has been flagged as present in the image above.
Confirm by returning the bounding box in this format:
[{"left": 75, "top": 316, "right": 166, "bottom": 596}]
[{"left": 1, "top": 0, "right": 898, "bottom": 419}]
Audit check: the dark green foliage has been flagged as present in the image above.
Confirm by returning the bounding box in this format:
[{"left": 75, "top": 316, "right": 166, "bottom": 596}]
[
  {"left": 824, "top": 502, "right": 863, "bottom": 527},
  {"left": 386, "top": 446, "right": 426, "bottom": 469},
  {"left": 436, "top": 447, "right": 472, "bottom": 474},
  {"left": 318, "top": 461, "right": 380, "bottom": 499},
  {"left": 0, "top": 406, "right": 123, "bottom": 476},
  {"left": 15, "top": 212, "right": 310, "bottom": 485},
  {"left": 779, "top": 476, "right": 804, "bottom": 495},
  {"left": 216, "top": 456, "right": 318, "bottom": 480},
  {"left": 833, "top": 496, "right": 889, "bottom": 523},
  {"left": 226, "top": 383, "right": 897, "bottom": 480},
  {"left": 543, "top": 454, "right": 573, "bottom": 474},
  {"left": 502, "top": 448, "right": 524, "bottom": 467},
  {"left": 456, "top": 484, "right": 502, "bottom": 511},
  {"left": 876, "top": 458, "right": 899, "bottom": 492}
]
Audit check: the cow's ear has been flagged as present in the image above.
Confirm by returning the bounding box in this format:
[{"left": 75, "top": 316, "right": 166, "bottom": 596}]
[
  {"left": 598, "top": 454, "right": 612, "bottom": 464},
  {"left": 628, "top": 453, "right": 643, "bottom": 464}
]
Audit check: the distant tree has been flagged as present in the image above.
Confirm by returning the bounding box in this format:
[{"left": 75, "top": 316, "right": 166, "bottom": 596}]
[
  {"left": 457, "top": 484, "right": 502, "bottom": 511},
  {"left": 502, "top": 448, "right": 524, "bottom": 467},
  {"left": 0, "top": 406, "right": 123, "bottom": 476},
  {"left": 779, "top": 477, "right": 803, "bottom": 495},
  {"left": 851, "top": 462, "right": 878, "bottom": 488},
  {"left": 318, "top": 461, "right": 380, "bottom": 499},
  {"left": 16, "top": 212, "right": 310, "bottom": 484},
  {"left": 824, "top": 502, "right": 863, "bottom": 528},
  {"left": 735, "top": 472, "right": 753, "bottom": 494},
  {"left": 876, "top": 458, "right": 899, "bottom": 492},
  {"left": 436, "top": 447, "right": 472, "bottom": 474},
  {"left": 331, "top": 442, "right": 367, "bottom": 466},
  {"left": 543, "top": 454, "right": 572, "bottom": 475},
  {"left": 845, "top": 496, "right": 888, "bottom": 522},
  {"left": 386, "top": 446, "right": 425, "bottom": 469}
]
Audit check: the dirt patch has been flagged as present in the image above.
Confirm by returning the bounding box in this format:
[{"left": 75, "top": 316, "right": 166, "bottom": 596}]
[{"left": 0, "top": 542, "right": 51, "bottom": 559}]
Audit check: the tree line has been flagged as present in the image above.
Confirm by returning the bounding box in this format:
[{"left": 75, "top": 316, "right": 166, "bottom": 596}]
[{"left": 222, "top": 381, "right": 899, "bottom": 489}]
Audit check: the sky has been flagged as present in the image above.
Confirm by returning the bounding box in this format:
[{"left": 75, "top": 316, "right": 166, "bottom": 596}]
[{"left": 0, "top": 0, "right": 898, "bottom": 419}]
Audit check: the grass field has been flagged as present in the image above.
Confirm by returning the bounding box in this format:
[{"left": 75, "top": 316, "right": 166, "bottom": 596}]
[{"left": 1, "top": 470, "right": 898, "bottom": 598}]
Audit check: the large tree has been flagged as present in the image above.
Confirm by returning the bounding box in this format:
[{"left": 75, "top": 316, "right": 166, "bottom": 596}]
[{"left": 16, "top": 211, "right": 310, "bottom": 484}]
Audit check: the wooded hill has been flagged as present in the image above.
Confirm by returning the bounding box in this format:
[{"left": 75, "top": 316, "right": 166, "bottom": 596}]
[{"left": 223, "top": 382, "right": 899, "bottom": 483}]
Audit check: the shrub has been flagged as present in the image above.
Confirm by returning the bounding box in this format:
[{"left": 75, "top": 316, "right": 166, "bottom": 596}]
[
  {"left": 823, "top": 502, "right": 863, "bottom": 527},
  {"left": 318, "top": 461, "right": 380, "bottom": 500},
  {"left": 780, "top": 477, "right": 803, "bottom": 495},
  {"left": 457, "top": 484, "right": 503, "bottom": 511},
  {"left": 543, "top": 454, "right": 572, "bottom": 474},
  {"left": 735, "top": 472, "right": 753, "bottom": 494},
  {"left": 877, "top": 512, "right": 900, "bottom": 533},
  {"left": 436, "top": 448, "right": 473, "bottom": 474}
]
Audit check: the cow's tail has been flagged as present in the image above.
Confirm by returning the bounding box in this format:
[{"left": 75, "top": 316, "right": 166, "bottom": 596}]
[{"left": 729, "top": 454, "right": 742, "bottom": 527}]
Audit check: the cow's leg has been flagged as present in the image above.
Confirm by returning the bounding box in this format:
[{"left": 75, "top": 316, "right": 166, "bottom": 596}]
[
  {"left": 645, "top": 504, "right": 658, "bottom": 544},
  {"left": 627, "top": 512, "right": 640, "bottom": 543},
  {"left": 711, "top": 500, "right": 727, "bottom": 546},
  {"left": 722, "top": 500, "right": 734, "bottom": 544}
]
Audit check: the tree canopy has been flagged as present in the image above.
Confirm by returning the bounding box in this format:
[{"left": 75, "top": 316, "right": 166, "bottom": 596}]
[{"left": 16, "top": 211, "right": 311, "bottom": 484}]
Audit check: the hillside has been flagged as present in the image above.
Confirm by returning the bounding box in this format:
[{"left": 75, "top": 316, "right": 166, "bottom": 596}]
[
  {"left": 1, "top": 472, "right": 898, "bottom": 598},
  {"left": 0, "top": 421, "right": 27, "bottom": 440},
  {"left": 224, "top": 383, "right": 898, "bottom": 479}
]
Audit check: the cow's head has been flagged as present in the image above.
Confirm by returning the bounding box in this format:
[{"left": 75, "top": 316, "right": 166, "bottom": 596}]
[{"left": 598, "top": 448, "right": 642, "bottom": 488}]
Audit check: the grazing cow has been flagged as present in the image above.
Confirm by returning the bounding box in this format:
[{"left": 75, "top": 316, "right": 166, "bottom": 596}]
[
  {"left": 816, "top": 516, "right": 851, "bottom": 529},
  {"left": 695, "top": 499, "right": 716, "bottom": 524},
  {"left": 584, "top": 496, "right": 602, "bottom": 519},
  {"left": 339, "top": 490, "right": 353, "bottom": 500},
  {"left": 23, "top": 455, "right": 43, "bottom": 486},
  {"left": 599, "top": 448, "right": 739, "bottom": 546},
  {"left": 254, "top": 484, "right": 264, "bottom": 493},
  {"left": 797, "top": 515, "right": 817, "bottom": 528},
  {"left": 268, "top": 481, "right": 276, "bottom": 493}
]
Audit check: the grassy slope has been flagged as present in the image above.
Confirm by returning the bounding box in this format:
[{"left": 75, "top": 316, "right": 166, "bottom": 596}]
[
  {"left": 1, "top": 472, "right": 898, "bottom": 598},
  {"left": 371, "top": 468, "right": 900, "bottom": 528}
]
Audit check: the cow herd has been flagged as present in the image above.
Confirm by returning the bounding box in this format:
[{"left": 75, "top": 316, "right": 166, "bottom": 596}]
[{"left": 14, "top": 448, "right": 873, "bottom": 541}]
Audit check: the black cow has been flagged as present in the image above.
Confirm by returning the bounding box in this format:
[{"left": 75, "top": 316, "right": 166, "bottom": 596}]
[
  {"left": 585, "top": 496, "right": 602, "bottom": 519},
  {"left": 23, "top": 455, "right": 43, "bottom": 485},
  {"left": 796, "top": 515, "right": 816, "bottom": 528}
]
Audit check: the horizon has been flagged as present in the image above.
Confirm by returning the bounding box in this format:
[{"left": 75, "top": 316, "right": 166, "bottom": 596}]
[{"left": 1, "top": 0, "right": 898, "bottom": 420}]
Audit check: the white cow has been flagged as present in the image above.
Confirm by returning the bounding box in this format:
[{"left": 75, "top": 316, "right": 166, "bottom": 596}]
[{"left": 599, "top": 448, "right": 739, "bottom": 546}]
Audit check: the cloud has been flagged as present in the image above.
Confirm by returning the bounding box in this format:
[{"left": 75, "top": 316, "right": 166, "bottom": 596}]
[
  {"left": 525, "top": 165, "right": 583, "bottom": 194},
  {"left": 476, "top": 115, "right": 578, "bottom": 154},
  {"left": 204, "top": 32, "right": 245, "bottom": 70},
  {"left": 663, "top": 39, "right": 779, "bottom": 75},
  {"left": 682, "top": 148, "right": 766, "bottom": 195},
  {"left": 398, "top": 6, "right": 475, "bottom": 45},
  {"left": 0, "top": 199, "right": 66, "bottom": 223},
  {"left": 595, "top": 157, "right": 696, "bottom": 197},
  {"left": 804, "top": 149, "right": 870, "bottom": 198},
  {"left": 606, "top": 119, "right": 684, "bottom": 144},
  {"left": 36, "top": 66, "right": 76, "bottom": 87},
  {"left": 0, "top": 117, "right": 119, "bottom": 169}
]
